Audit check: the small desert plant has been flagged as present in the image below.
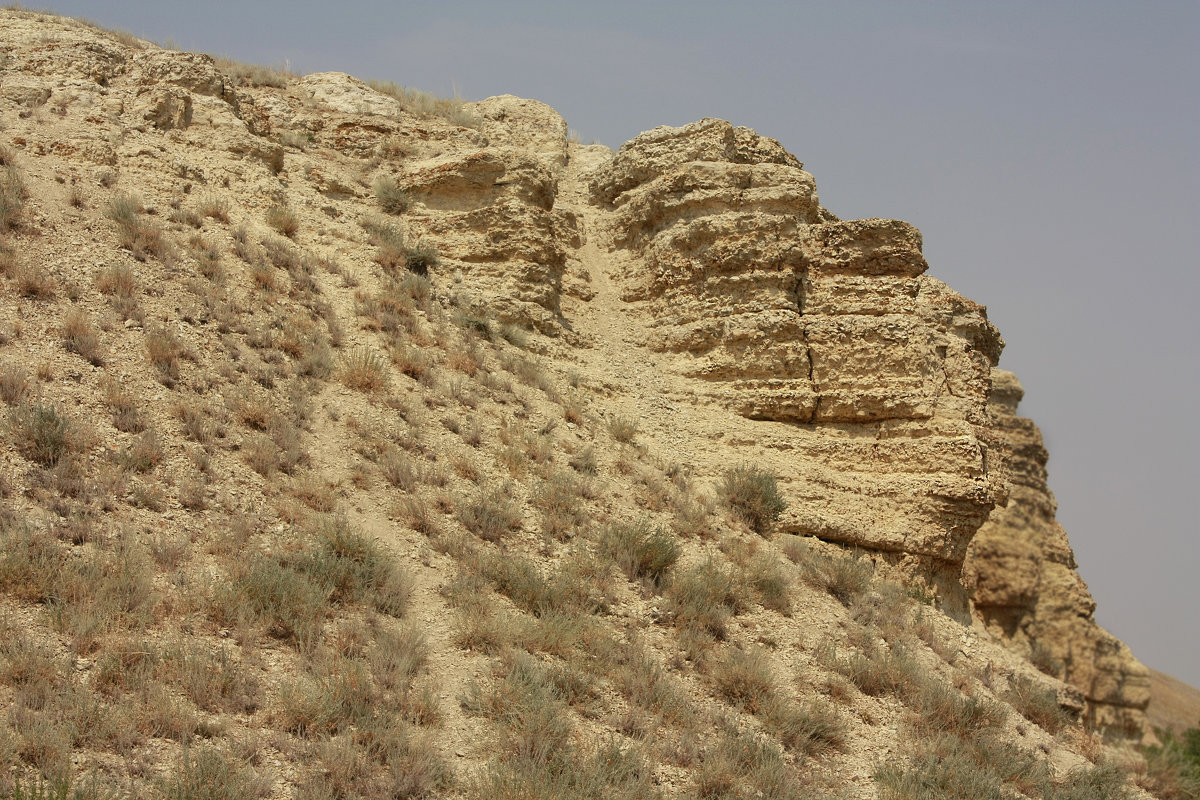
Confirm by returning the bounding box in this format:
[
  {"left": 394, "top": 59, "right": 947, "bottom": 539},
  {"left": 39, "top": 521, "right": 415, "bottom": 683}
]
[
  {"left": 711, "top": 647, "right": 776, "bottom": 714},
  {"left": 403, "top": 238, "right": 439, "bottom": 276},
  {"left": 762, "top": 696, "right": 848, "bottom": 755},
  {"left": 719, "top": 464, "right": 786, "bottom": 534},
  {"left": 199, "top": 194, "right": 231, "bottom": 222},
  {"left": 458, "top": 486, "right": 523, "bottom": 542},
  {"left": 608, "top": 415, "right": 639, "bottom": 444},
  {"left": 744, "top": 551, "right": 793, "bottom": 614},
  {"left": 791, "top": 541, "right": 874, "bottom": 605},
  {"left": 1003, "top": 675, "right": 1072, "bottom": 734},
  {"left": 379, "top": 446, "right": 420, "bottom": 491},
  {"left": 160, "top": 642, "right": 261, "bottom": 714},
  {"left": 667, "top": 558, "right": 744, "bottom": 640},
  {"left": 1, "top": 160, "right": 26, "bottom": 233},
  {"left": 876, "top": 732, "right": 1049, "bottom": 800},
  {"left": 365, "top": 79, "right": 480, "bottom": 128},
  {"left": 0, "top": 362, "right": 31, "bottom": 405},
  {"left": 1041, "top": 764, "right": 1137, "bottom": 800},
  {"left": 340, "top": 347, "right": 390, "bottom": 392},
  {"left": 10, "top": 403, "right": 82, "bottom": 467},
  {"left": 15, "top": 263, "right": 58, "bottom": 298},
  {"left": 1140, "top": 725, "right": 1200, "bottom": 800},
  {"left": 265, "top": 204, "right": 298, "bottom": 238},
  {"left": 95, "top": 262, "right": 138, "bottom": 297},
  {"left": 105, "top": 192, "right": 169, "bottom": 261},
  {"left": 373, "top": 174, "right": 411, "bottom": 214},
  {"left": 568, "top": 446, "right": 598, "bottom": 475},
  {"left": 157, "top": 744, "right": 264, "bottom": 800},
  {"left": 532, "top": 472, "right": 586, "bottom": 539},
  {"left": 599, "top": 519, "right": 680, "bottom": 587},
  {"left": 61, "top": 308, "right": 104, "bottom": 366},
  {"left": 118, "top": 429, "right": 164, "bottom": 473},
  {"left": 215, "top": 57, "right": 293, "bottom": 88},
  {"left": 145, "top": 326, "right": 188, "bottom": 386}
]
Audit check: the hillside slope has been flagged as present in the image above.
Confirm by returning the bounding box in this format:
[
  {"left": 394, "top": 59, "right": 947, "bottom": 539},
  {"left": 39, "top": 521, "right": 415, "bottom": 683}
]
[{"left": 0, "top": 8, "right": 1166, "bottom": 799}]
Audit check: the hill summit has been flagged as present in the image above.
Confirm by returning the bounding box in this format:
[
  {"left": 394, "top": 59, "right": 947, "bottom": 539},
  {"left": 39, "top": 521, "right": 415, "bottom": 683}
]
[{"left": 0, "top": 8, "right": 1165, "bottom": 799}]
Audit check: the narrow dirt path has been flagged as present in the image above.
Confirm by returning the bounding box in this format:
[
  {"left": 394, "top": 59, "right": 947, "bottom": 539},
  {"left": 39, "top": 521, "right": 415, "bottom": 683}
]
[{"left": 555, "top": 145, "right": 719, "bottom": 468}]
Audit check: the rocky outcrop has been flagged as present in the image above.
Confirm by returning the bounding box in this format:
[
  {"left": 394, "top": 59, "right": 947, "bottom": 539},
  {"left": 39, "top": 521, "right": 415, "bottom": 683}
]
[
  {"left": 966, "top": 370, "right": 1150, "bottom": 739},
  {"left": 588, "top": 118, "right": 1147, "bottom": 738},
  {"left": 588, "top": 119, "right": 1007, "bottom": 614}
]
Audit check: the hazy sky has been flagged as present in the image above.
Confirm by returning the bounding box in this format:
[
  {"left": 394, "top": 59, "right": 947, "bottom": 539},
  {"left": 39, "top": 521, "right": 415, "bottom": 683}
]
[{"left": 46, "top": 1, "right": 1199, "bottom": 686}]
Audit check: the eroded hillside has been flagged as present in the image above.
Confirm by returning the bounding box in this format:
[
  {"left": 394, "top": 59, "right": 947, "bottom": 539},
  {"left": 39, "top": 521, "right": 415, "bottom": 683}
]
[{"left": 0, "top": 8, "right": 1161, "bottom": 799}]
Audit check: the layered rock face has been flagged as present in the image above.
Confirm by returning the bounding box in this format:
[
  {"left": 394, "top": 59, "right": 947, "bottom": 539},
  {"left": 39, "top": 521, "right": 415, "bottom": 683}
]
[
  {"left": 965, "top": 371, "right": 1150, "bottom": 738},
  {"left": 586, "top": 119, "right": 1148, "bottom": 736},
  {"left": 588, "top": 119, "right": 1007, "bottom": 613}
]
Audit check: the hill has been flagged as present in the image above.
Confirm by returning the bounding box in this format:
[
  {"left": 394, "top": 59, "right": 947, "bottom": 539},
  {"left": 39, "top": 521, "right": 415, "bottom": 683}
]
[{"left": 0, "top": 7, "right": 1178, "bottom": 799}]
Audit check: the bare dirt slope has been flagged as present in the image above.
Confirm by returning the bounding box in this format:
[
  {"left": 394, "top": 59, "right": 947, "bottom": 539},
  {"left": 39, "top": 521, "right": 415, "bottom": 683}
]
[{"left": 1148, "top": 669, "right": 1200, "bottom": 735}]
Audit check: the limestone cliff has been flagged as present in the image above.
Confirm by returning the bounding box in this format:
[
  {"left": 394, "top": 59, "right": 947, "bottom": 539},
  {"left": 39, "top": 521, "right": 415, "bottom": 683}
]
[{"left": 583, "top": 120, "right": 1147, "bottom": 738}]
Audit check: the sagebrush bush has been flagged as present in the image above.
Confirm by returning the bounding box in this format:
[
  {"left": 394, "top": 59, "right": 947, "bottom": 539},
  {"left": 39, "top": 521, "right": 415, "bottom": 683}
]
[
  {"left": 719, "top": 464, "right": 786, "bottom": 534},
  {"left": 1002, "top": 675, "right": 1072, "bottom": 734},
  {"left": 599, "top": 519, "right": 680, "bottom": 587},
  {"left": 1, "top": 160, "right": 26, "bottom": 234},
  {"left": 340, "top": 347, "right": 390, "bottom": 392},
  {"left": 265, "top": 203, "right": 299, "bottom": 237},
  {"left": 608, "top": 415, "right": 639, "bottom": 444},
  {"left": 458, "top": 486, "right": 523, "bottom": 542},
  {"left": 373, "top": 174, "right": 411, "bottom": 214},
  {"left": 667, "top": 558, "right": 743, "bottom": 640},
  {"left": 10, "top": 403, "right": 82, "bottom": 467},
  {"left": 61, "top": 308, "right": 104, "bottom": 366}
]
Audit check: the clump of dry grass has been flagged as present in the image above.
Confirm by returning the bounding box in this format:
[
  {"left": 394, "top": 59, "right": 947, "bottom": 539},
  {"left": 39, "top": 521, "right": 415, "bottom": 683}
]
[
  {"left": 1, "top": 156, "right": 26, "bottom": 234},
  {"left": 9, "top": 403, "right": 88, "bottom": 467},
  {"left": 599, "top": 519, "right": 680, "bottom": 587},
  {"left": 95, "top": 262, "right": 138, "bottom": 298},
  {"left": 265, "top": 203, "right": 299, "bottom": 238},
  {"left": 61, "top": 308, "right": 104, "bottom": 366},
  {"left": 1002, "top": 675, "right": 1072, "bottom": 734},
  {"left": 341, "top": 348, "right": 390, "bottom": 392},
  {"left": 199, "top": 194, "right": 231, "bottom": 222},
  {"left": 105, "top": 192, "right": 170, "bottom": 262},
  {"left": 365, "top": 79, "right": 480, "bottom": 128},
  {"left": 785, "top": 538, "right": 874, "bottom": 605},
  {"left": 0, "top": 362, "right": 31, "bottom": 405},
  {"left": 458, "top": 486, "right": 523, "bottom": 542},
  {"left": 608, "top": 415, "right": 639, "bottom": 443},
  {"left": 145, "top": 326, "right": 190, "bottom": 387},
  {"left": 373, "top": 174, "right": 411, "bottom": 214},
  {"left": 719, "top": 464, "right": 786, "bottom": 535},
  {"left": 666, "top": 558, "right": 745, "bottom": 640}
]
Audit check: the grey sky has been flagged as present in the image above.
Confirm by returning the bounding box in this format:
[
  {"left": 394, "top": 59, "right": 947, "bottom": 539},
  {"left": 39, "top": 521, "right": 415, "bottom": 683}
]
[{"left": 46, "top": 1, "right": 1200, "bottom": 686}]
